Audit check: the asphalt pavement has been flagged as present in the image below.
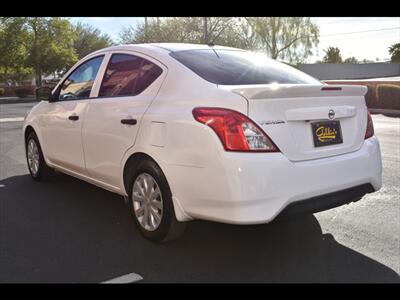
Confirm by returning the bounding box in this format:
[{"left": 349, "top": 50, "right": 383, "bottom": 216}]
[{"left": 0, "top": 100, "right": 399, "bottom": 283}]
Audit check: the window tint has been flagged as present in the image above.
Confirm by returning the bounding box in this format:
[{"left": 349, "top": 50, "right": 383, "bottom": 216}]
[
  {"left": 99, "top": 54, "right": 142, "bottom": 97},
  {"left": 170, "top": 49, "right": 321, "bottom": 85},
  {"left": 59, "top": 56, "right": 103, "bottom": 100},
  {"left": 99, "top": 54, "right": 163, "bottom": 97},
  {"left": 135, "top": 59, "right": 163, "bottom": 95}
]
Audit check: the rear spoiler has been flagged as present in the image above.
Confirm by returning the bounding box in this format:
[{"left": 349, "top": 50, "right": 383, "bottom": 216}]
[{"left": 220, "top": 84, "right": 368, "bottom": 99}]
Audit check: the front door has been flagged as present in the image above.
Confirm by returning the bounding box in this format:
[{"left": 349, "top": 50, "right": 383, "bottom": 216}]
[{"left": 40, "top": 55, "right": 105, "bottom": 175}]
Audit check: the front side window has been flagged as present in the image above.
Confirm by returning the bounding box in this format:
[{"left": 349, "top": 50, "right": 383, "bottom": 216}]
[
  {"left": 58, "top": 56, "right": 104, "bottom": 101},
  {"left": 99, "top": 54, "right": 163, "bottom": 97}
]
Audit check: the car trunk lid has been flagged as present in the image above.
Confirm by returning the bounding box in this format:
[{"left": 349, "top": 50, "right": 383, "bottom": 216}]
[{"left": 220, "top": 84, "right": 368, "bottom": 161}]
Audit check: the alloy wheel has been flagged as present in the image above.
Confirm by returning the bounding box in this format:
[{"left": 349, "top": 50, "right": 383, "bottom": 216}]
[
  {"left": 27, "top": 139, "right": 40, "bottom": 176},
  {"left": 132, "top": 173, "right": 163, "bottom": 231}
]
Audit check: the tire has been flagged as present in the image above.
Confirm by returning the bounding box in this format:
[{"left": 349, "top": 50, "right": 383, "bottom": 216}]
[
  {"left": 25, "top": 131, "right": 54, "bottom": 181},
  {"left": 126, "top": 159, "right": 186, "bottom": 242}
]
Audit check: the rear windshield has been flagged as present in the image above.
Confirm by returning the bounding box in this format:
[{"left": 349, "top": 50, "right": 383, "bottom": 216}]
[{"left": 170, "top": 49, "right": 320, "bottom": 85}]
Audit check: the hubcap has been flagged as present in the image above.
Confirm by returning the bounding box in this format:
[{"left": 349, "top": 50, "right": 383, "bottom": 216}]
[
  {"left": 132, "top": 173, "right": 163, "bottom": 231},
  {"left": 27, "top": 139, "right": 40, "bottom": 175}
]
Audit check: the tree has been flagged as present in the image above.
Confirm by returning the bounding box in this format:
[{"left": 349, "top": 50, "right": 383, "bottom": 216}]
[
  {"left": 0, "top": 17, "right": 33, "bottom": 83},
  {"left": 23, "top": 17, "right": 78, "bottom": 86},
  {"left": 120, "top": 18, "right": 188, "bottom": 44},
  {"left": 199, "top": 17, "right": 238, "bottom": 45},
  {"left": 232, "top": 18, "right": 260, "bottom": 50},
  {"left": 213, "top": 18, "right": 261, "bottom": 50},
  {"left": 361, "top": 58, "right": 375, "bottom": 64},
  {"left": 323, "top": 47, "right": 342, "bottom": 63},
  {"left": 245, "top": 17, "right": 319, "bottom": 63},
  {"left": 119, "top": 17, "right": 252, "bottom": 49},
  {"left": 389, "top": 43, "right": 400, "bottom": 63},
  {"left": 119, "top": 17, "right": 320, "bottom": 63},
  {"left": 1, "top": 17, "right": 78, "bottom": 86},
  {"left": 344, "top": 56, "right": 359, "bottom": 64},
  {"left": 1, "top": 17, "right": 115, "bottom": 86},
  {"left": 73, "top": 21, "right": 114, "bottom": 59}
]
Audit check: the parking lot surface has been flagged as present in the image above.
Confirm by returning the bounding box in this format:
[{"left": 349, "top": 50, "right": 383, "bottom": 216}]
[{"left": 0, "top": 101, "right": 399, "bottom": 283}]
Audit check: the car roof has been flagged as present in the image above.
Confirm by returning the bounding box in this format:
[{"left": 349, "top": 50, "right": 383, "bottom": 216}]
[
  {"left": 147, "top": 43, "right": 243, "bottom": 52},
  {"left": 95, "top": 43, "right": 244, "bottom": 55}
]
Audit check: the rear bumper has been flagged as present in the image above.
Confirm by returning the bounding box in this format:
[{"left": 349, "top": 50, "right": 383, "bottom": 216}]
[
  {"left": 168, "top": 136, "right": 382, "bottom": 224},
  {"left": 276, "top": 183, "right": 374, "bottom": 219}
]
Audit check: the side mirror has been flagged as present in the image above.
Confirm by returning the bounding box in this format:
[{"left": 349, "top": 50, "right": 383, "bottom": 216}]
[{"left": 35, "top": 87, "right": 53, "bottom": 101}]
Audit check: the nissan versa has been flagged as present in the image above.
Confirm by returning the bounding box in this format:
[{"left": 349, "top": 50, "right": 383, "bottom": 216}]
[{"left": 23, "top": 43, "right": 383, "bottom": 242}]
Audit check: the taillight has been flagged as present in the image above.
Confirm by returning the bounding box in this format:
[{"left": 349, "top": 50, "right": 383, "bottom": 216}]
[
  {"left": 192, "top": 107, "right": 279, "bottom": 152},
  {"left": 365, "top": 110, "right": 374, "bottom": 139}
]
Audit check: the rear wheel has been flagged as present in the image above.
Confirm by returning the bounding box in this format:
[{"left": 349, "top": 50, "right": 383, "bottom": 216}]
[
  {"left": 25, "top": 131, "right": 54, "bottom": 181},
  {"left": 127, "top": 159, "right": 185, "bottom": 242}
]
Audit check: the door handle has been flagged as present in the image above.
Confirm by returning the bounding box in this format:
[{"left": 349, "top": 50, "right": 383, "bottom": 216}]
[
  {"left": 68, "top": 115, "right": 79, "bottom": 121},
  {"left": 121, "top": 118, "right": 137, "bottom": 125}
]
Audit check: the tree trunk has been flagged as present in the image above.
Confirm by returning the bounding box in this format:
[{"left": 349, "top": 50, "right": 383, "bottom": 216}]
[
  {"left": 32, "top": 18, "right": 41, "bottom": 87},
  {"left": 35, "top": 68, "right": 42, "bottom": 87}
]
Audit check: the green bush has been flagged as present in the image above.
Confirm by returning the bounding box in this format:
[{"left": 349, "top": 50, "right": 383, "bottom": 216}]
[
  {"left": 0, "top": 88, "right": 4, "bottom": 96},
  {"left": 14, "top": 87, "right": 34, "bottom": 98},
  {"left": 377, "top": 84, "right": 400, "bottom": 110}
]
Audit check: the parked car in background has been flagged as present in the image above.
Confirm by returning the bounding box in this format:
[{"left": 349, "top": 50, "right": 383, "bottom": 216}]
[{"left": 24, "top": 43, "right": 382, "bottom": 242}]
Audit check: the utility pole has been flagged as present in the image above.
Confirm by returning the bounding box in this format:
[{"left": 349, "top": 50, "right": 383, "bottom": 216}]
[
  {"left": 203, "top": 17, "right": 208, "bottom": 44},
  {"left": 144, "top": 17, "right": 148, "bottom": 41}
]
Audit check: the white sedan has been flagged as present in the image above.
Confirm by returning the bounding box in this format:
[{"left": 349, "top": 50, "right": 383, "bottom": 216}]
[{"left": 24, "top": 43, "right": 382, "bottom": 242}]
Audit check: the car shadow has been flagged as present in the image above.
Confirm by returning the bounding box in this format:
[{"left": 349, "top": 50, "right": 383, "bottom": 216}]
[{"left": 0, "top": 174, "right": 399, "bottom": 283}]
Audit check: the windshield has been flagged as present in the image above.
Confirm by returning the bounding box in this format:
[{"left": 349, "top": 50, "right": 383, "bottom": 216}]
[{"left": 170, "top": 49, "right": 321, "bottom": 85}]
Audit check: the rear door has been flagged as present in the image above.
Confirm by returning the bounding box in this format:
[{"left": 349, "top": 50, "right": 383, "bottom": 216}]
[{"left": 82, "top": 51, "right": 167, "bottom": 188}]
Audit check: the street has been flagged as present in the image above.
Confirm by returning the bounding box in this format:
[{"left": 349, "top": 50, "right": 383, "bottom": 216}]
[{"left": 0, "top": 100, "right": 399, "bottom": 283}]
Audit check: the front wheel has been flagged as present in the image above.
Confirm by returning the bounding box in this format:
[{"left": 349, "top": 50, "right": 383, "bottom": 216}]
[
  {"left": 127, "top": 159, "right": 185, "bottom": 242},
  {"left": 25, "top": 131, "right": 54, "bottom": 181}
]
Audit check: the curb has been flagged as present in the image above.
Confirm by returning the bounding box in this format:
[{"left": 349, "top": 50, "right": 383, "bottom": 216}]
[
  {"left": 0, "top": 98, "right": 39, "bottom": 105},
  {"left": 369, "top": 108, "right": 400, "bottom": 117}
]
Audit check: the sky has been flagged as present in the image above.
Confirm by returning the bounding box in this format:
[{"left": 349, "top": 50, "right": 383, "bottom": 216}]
[{"left": 69, "top": 17, "right": 400, "bottom": 63}]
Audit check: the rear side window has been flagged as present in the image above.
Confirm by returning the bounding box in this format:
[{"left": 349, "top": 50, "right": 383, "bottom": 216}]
[
  {"left": 99, "top": 54, "right": 163, "bottom": 97},
  {"left": 135, "top": 59, "right": 163, "bottom": 95},
  {"left": 170, "top": 49, "right": 320, "bottom": 85}
]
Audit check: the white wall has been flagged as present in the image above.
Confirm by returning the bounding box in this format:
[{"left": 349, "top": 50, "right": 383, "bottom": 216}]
[{"left": 298, "top": 63, "right": 400, "bottom": 80}]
